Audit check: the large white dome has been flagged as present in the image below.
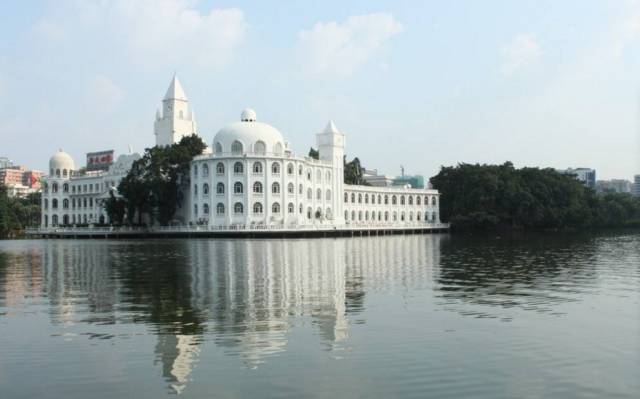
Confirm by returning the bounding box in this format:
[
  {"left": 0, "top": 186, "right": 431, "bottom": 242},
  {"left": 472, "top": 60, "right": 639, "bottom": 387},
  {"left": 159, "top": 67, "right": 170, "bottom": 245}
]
[
  {"left": 213, "top": 110, "right": 285, "bottom": 156},
  {"left": 49, "top": 149, "right": 75, "bottom": 175}
]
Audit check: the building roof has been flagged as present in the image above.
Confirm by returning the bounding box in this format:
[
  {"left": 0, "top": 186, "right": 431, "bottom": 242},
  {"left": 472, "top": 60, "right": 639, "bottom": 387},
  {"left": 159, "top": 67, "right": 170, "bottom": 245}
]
[
  {"left": 164, "top": 75, "right": 188, "bottom": 101},
  {"left": 213, "top": 110, "right": 285, "bottom": 155}
]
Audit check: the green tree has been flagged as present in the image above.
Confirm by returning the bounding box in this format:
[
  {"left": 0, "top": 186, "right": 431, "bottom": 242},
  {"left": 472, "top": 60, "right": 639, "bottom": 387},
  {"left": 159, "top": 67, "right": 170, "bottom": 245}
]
[{"left": 118, "top": 134, "right": 206, "bottom": 225}]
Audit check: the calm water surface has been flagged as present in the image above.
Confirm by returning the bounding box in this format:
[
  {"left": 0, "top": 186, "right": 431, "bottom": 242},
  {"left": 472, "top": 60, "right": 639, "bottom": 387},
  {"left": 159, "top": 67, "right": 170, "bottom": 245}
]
[{"left": 0, "top": 233, "right": 639, "bottom": 398}]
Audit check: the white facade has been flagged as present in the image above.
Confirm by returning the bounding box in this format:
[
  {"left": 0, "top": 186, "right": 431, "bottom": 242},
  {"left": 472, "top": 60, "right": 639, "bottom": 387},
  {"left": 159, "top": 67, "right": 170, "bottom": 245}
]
[{"left": 41, "top": 76, "right": 441, "bottom": 229}]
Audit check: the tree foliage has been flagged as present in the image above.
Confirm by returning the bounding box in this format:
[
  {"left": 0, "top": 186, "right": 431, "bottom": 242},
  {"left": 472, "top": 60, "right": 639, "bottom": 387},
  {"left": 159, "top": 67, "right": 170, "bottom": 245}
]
[
  {"left": 118, "top": 134, "right": 206, "bottom": 225},
  {"left": 430, "top": 162, "right": 640, "bottom": 230},
  {"left": 0, "top": 186, "right": 41, "bottom": 237}
]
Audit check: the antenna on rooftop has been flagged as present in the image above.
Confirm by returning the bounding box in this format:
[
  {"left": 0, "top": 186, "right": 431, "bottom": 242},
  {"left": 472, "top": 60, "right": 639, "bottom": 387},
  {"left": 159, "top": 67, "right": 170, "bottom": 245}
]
[{"left": 400, "top": 165, "right": 405, "bottom": 177}]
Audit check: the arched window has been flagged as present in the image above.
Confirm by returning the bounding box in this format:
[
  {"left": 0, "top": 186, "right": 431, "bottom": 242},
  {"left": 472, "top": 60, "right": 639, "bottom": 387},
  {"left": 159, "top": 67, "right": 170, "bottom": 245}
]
[
  {"left": 271, "top": 162, "right": 280, "bottom": 174},
  {"left": 365, "top": 211, "right": 369, "bottom": 221},
  {"left": 409, "top": 211, "right": 413, "bottom": 221},
  {"left": 43, "top": 183, "right": 48, "bottom": 193},
  {"left": 351, "top": 211, "right": 355, "bottom": 220},
  {"left": 234, "top": 182, "right": 243, "bottom": 194},
  {"left": 215, "top": 142, "right": 223, "bottom": 154},
  {"left": 401, "top": 212, "right": 405, "bottom": 221},
  {"left": 432, "top": 211, "right": 438, "bottom": 221},
  {"left": 216, "top": 162, "right": 225, "bottom": 174},
  {"left": 203, "top": 203, "right": 210, "bottom": 214},
  {"left": 307, "top": 207, "right": 312, "bottom": 219},
  {"left": 193, "top": 204, "right": 198, "bottom": 216},
  {"left": 44, "top": 199, "right": 48, "bottom": 209},
  {"left": 62, "top": 199, "right": 69, "bottom": 209},
  {"left": 194, "top": 184, "right": 198, "bottom": 195},
  {"left": 416, "top": 196, "right": 421, "bottom": 205},
  {"left": 232, "top": 140, "right": 243, "bottom": 154},
  {"left": 432, "top": 197, "right": 437, "bottom": 206},
  {"left": 298, "top": 165, "right": 303, "bottom": 175},
  {"left": 253, "top": 162, "right": 263, "bottom": 174},
  {"left": 272, "top": 182, "right": 280, "bottom": 194},
  {"left": 203, "top": 183, "right": 209, "bottom": 195},
  {"left": 371, "top": 195, "right": 375, "bottom": 205},
  {"left": 378, "top": 195, "right": 382, "bottom": 204},
  {"left": 234, "top": 162, "right": 243, "bottom": 174},
  {"left": 52, "top": 183, "right": 58, "bottom": 193},
  {"left": 385, "top": 211, "right": 389, "bottom": 221},
  {"left": 307, "top": 169, "right": 312, "bottom": 181},
  {"left": 274, "top": 142, "right": 283, "bottom": 155},
  {"left": 52, "top": 199, "right": 58, "bottom": 209},
  {"left": 217, "top": 203, "right": 225, "bottom": 215},
  {"left": 193, "top": 164, "right": 198, "bottom": 177},
  {"left": 358, "top": 211, "right": 363, "bottom": 221},
  {"left": 217, "top": 182, "right": 225, "bottom": 194},
  {"left": 253, "top": 202, "right": 263, "bottom": 213},
  {"left": 408, "top": 196, "right": 413, "bottom": 205},
  {"left": 384, "top": 195, "right": 389, "bottom": 205},
  {"left": 299, "top": 184, "right": 303, "bottom": 195},
  {"left": 358, "top": 194, "right": 362, "bottom": 203},
  {"left": 254, "top": 141, "right": 266, "bottom": 155},
  {"left": 288, "top": 202, "right": 294, "bottom": 213},
  {"left": 351, "top": 193, "right": 355, "bottom": 203},
  {"left": 345, "top": 210, "right": 349, "bottom": 221},
  {"left": 63, "top": 169, "right": 68, "bottom": 178},
  {"left": 272, "top": 202, "right": 280, "bottom": 213},
  {"left": 52, "top": 215, "right": 58, "bottom": 226},
  {"left": 288, "top": 183, "right": 294, "bottom": 194},
  {"left": 63, "top": 183, "right": 69, "bottom": 193},
  {"left": 234, "top": 202, "right": 244, "bottom": 214},
  {"left": 393, "top": 212, "right": 397, "bottom": 221},
  {"left": 392, "top": 195, "right": 397, "bottom": 205},
  {"left": 326, "top": 189, "right": 331, "bottom": 201},
  {"left": 365, "top": 194, "right": 369, "bottom": 204},
  {"left": 425, "top": 211, "right": 430, "bottom": 221},
  {"left": 307, "top": 188, "right": 312, "bottom": 199},
  {"left": 344, "top": 192, "right": 348, "bottom": 203},
  {"left": 55, "top": 169, "right": 60, "bottom": 177},
  {"left": 400, "top": 196, "right": 405, "bottom": 205},
  {"left": 326, "top": 207, "right": 332, "bottom": 219},
  {"left": 316, "top": 188, "right": 322, "bottom": 200},
  {"left": 253, "top": 182, "right": 263, "bottom": 193},
  {"left": 417, "top": 212, "right": 421, "bottom": 221},
  {"left": 299, "top": 203, "right": 303, "bottom": 214},
  {"left": 424, "top": 195, "right": 429, "bottom": 205},
  {"left": 203, "top": 164, "right": 209, "bottom": 176},
  {"left": 287, "top": 163, "right": 294, "bottom": 175}
]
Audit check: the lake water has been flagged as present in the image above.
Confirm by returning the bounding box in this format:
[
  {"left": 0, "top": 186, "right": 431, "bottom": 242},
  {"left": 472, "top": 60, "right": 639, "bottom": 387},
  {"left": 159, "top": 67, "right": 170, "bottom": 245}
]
[{"left": 0, "top": 233, "right": 638, "bottom": 398}]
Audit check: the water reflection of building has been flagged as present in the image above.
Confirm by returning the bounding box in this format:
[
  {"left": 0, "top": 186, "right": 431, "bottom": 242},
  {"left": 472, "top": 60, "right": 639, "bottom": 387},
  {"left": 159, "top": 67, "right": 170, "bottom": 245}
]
[{"left": 1, "top": 235, "right": 444, "bottom": 395}]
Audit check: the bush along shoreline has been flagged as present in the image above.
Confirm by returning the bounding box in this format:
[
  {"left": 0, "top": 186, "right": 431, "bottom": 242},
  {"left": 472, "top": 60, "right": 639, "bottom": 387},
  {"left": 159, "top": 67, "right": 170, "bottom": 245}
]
[{"left": 430, "top": 162, "right": 640, "bottom": 232}]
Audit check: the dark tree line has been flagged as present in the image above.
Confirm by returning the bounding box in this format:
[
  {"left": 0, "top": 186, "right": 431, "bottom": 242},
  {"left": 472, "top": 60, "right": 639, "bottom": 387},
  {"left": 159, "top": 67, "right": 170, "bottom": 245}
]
[
  {"left": 107, "top": 135, "right": 206, "bottom": 226},
  {"left": 430, "top": 162, "right": 640, "bottom": 230},
  {"left": 0, "top": 186, "right": 41, "bottom": 238}
]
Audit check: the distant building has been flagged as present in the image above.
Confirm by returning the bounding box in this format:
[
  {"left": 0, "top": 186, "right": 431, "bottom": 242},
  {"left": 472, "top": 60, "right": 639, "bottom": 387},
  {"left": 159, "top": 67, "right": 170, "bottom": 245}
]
[
  {"left": 362, "top": 168, "right": 394, "bottom": 187},
  {"left": 557, "top": 168, "right": 596, "bottom": 189},
  {"left": 596, "top": 179, "right": 632, "bottom": 194},
  {"left": 633, "top": 175, "right": 640, "bottom": 197},
  {"left": 0, "top": 163, "right": 43, "bottom": 197},
  {"left": 393, "top": 175, "right": 425, "bottom": 189},
  {"left": 0, "top": 157, "right": 13, "bottom": 169}
]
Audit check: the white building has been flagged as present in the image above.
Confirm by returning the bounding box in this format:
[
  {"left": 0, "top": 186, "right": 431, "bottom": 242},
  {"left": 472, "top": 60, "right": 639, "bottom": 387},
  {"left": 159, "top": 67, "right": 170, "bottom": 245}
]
[{"left": 41, "top": 76, "right": 441, "bottom": 230}]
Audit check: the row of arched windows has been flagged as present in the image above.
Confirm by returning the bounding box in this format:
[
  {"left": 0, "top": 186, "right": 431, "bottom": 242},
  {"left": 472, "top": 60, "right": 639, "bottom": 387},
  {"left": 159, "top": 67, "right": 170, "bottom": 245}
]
[
  {"left": 214, "top": 140, "right": 284, "bottom": 156},
  {"left": 194, "top": 201, "right": 305, "bottom": 216},
  {"left": 194, "top": 182, "right": 332, "bottom": 199},
  {"left": 50, "top": 168, "right": 71, "bottom": 178},
  {"left": 45, "top": 197, "right": 94, "bottom": 210},
  {"left": 344, "top": 210, "right": 437, "bottom": 223},
  {"left": 344, "top": 192, "right": 438, "bottom": 206},
  {"left": 194, "top": 161, "right": 332, "bottom": 183}
]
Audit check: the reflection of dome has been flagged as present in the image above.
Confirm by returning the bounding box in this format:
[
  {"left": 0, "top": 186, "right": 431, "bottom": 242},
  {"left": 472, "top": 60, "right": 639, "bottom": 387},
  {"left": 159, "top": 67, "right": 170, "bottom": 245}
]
[
  {"left": 213, "top": 110, "right": 285, "bottom": 155},
  {"left": 49, "top": 149, "right": 75, "bottom": 174}
]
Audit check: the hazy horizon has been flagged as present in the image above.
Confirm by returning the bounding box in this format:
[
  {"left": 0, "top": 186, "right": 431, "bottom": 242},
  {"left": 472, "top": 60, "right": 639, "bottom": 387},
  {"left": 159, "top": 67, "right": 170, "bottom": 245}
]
[{"left": 1, "top": 0, "right": 639, "bottom": 180}]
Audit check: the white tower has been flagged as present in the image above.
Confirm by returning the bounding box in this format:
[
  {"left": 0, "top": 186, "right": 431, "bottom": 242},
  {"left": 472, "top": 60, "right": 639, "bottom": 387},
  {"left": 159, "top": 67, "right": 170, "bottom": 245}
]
[
  {"left": 317, "top": 120, "right": 346, "bottom": 224},
  {"left": 154, "top": 75, "right": 197, "bottom": 146}
]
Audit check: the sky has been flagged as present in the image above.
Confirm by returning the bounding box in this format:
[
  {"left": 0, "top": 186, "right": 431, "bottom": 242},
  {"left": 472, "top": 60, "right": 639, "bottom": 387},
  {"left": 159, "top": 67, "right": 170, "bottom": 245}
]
[{"left": 1, "top": 0, "right": 639, "bottom": 180}]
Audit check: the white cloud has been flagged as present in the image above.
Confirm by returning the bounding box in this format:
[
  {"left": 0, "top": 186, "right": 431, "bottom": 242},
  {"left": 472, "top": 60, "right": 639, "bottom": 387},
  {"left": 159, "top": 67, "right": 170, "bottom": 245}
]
[
  {"left": 501, "top": 33, "right": 542, "bottom": 76},
  {"left": 297, "top": 13, "right": 404, "bottom": 76},
  {"left": 35, "top": 0, "right": 247, "bottom": 69}
]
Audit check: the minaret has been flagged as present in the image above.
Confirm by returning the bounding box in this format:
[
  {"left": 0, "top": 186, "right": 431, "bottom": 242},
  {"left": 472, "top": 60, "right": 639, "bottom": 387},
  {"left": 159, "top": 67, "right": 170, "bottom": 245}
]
[
  {"left": 317, "top": 120, "right": 346, "bottom": 224},
  {"left": 154, "top": 75, "right": 197, "bottom": 146}
]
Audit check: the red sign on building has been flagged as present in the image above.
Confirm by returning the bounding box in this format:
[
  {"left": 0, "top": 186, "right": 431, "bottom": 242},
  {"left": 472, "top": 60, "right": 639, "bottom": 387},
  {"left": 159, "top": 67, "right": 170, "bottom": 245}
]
[{"left": 86, "top": 150, "right": 114, "bottom": 171}]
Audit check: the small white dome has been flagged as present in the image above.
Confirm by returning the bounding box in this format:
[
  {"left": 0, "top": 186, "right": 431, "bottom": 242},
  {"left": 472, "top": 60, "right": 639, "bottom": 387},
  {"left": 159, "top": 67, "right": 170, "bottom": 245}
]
[
  {"left": 49, "top": 149, "right": 75, "bottom": 175},
  {"left": 213, "top": 110, "right": 285, "bottom": 156},
  {"left": 240, "top": 108, "right": 257, "bottom": 122}
]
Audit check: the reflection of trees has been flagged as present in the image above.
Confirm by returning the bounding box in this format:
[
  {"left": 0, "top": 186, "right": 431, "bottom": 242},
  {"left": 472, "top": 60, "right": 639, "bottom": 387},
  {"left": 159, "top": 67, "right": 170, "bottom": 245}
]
[
  {"left": 436, "top": 233, "right": 601, "bottom": 318},
  {"left": 1, "top": 234, "right": 445, "bottom": 395}
]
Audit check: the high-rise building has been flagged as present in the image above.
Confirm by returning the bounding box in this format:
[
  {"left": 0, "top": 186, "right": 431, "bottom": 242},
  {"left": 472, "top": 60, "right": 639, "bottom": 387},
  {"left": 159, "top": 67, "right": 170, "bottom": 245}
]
[
  {"left": 633, "top": 175, "right": 640, "bottom": 197},
  {"left": 595, "top": 179, "right": 632, "bottom": 194},
  {"left": 557, "top": 168, "right": 596, "bottom": 189}
]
